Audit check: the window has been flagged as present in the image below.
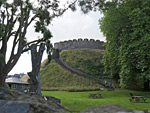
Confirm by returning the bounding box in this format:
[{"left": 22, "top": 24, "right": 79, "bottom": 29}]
[
  {"left": 11, "top": 84, "right": 17, "bottom": 89},
  {"left": 21, "top": 85, "right": 25, "bottom": 89}
]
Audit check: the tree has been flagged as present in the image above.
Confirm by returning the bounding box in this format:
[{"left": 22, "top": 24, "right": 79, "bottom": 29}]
[
  {"left": 99, "top": 0, "right": 150, "bottom": 90},
  {"left": 0, "top": 0, "right": 74, "bottom": 88},
  {"left": 99, "top": 0, "right": 125, "bottom": 81},
  {"left": 0, "top": 0, "right": 102, "bottom": 88}
]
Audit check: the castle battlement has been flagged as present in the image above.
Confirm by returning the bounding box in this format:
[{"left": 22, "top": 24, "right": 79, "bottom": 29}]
[{"left": 54, "top": 38, "right": 105, "bottom": 51}]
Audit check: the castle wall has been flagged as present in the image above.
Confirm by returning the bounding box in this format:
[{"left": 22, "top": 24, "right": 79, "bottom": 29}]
[{"left": 54, "top": 39, "right": 105, "bottom": 51}]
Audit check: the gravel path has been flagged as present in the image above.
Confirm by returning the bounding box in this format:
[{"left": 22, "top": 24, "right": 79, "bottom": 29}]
[{"left": 79, "top": 104, "right": 146, "bottom": 113}]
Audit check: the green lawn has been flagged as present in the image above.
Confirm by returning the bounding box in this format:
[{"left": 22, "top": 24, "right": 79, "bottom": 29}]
[{"left": 42, "top": 89, "right": 150, "bottom": 112}]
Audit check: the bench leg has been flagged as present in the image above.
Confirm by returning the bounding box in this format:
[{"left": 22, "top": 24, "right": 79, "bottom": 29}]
[
  {"left": 135, "top": 98, "right": 140, "bottom": 102},
  {"left": 129, "top": 99, "right": 132, "bottom": 102}
]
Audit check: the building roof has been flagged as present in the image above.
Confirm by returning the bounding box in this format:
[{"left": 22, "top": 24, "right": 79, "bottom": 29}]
[{"left": 5, "top": 77, "right": 29, "bottom": 85}]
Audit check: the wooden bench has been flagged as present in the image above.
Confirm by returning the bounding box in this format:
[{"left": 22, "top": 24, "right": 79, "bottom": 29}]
[
  {"left": 89, "top": 94, "right": 103, "bottom": 98},
  {"left": 130, "top": 96, "right": 146, "bottom": 102}
]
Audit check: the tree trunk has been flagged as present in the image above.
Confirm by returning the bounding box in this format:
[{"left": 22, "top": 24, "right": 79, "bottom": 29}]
[
  {"left": 144, "top": 77, "right": 149, "bottom": 91},
  {"left": 28, "top": 43, "right": 45, "bottom": 95},
  {"left": 0, "top": 74, "right": 5, "bottom": 88},
  {"left": 0, "top": 63, "right": 6, "bottom": 88}
]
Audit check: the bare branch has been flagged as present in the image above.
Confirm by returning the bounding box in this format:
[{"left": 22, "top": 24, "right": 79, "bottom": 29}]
[
  {"left": 7, "top": 7, "right": 17, "bottom": 41},
  {"left": 22, "top": 47, "right": 30, "bottom": 53},
  {"left": 1, "top": 10, "right": 6, "bottom": 24},
  {"left": 7, "top": 32, "right": 16, "bottom": 40},
  {"left": 6, "top": 6, "right": 10, "bottom": 24},
  {"left": 23, "top": 39, "right": 45, "bottom": 48},
  {"left": 27, "top": 14, "right": 37, "bottom": 27},
  {"left": 5, "top": 53, "right": 21, "bottom": 75},
  {"left": 10, "top": 6, "right": 24, "bottom": 58}
]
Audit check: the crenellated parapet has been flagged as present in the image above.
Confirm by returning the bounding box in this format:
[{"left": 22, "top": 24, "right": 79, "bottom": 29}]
[{"left": 54, "top": 38, "right": 105, "bottom": 51}]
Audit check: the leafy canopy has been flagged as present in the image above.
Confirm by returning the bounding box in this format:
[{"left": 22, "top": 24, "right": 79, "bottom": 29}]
[{"left": 99, "top": 0, "right": 150, "bottom": 89}]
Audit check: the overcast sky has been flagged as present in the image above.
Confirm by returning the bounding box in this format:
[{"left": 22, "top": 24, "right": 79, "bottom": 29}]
[{"left": 9, "top": 7, "right": 105, "bottom": 75}]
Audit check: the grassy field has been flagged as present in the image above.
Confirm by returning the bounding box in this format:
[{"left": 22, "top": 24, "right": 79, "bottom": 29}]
[{"left": 42, "top": 89, "right": 150, "bottom": 112}]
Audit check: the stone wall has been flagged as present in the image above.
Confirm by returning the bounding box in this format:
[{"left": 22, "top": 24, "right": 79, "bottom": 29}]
[{"left": 54, "top": 38, "right": 105, "bottom": 51}]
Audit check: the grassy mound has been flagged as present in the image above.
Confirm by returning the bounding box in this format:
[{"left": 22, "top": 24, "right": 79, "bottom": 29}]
[
  {"left": 60, "top": 49, "right": 105, "bottom": 79},
  {"left": 40, "top": 49, "right": 105, "bottom": 91}
]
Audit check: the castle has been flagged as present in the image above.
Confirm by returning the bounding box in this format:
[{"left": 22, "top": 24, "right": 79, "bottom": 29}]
[
  {"left": 54, "top": 38, "right": 105, "bottom": 51},
  {"left": 53, "top": 38, "right": 105, "bottom": 86}
]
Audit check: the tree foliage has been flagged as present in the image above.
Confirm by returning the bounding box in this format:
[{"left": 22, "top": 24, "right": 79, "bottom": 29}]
[
  {"left": 78, "top": 0, "right": 101, "bottom": 13},
  {"left": 99, "top": 0, "right": 150, "bottom": 89}
]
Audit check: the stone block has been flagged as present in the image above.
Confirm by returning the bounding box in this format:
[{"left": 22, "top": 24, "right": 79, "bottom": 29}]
[{"left": 0, "top": 100, "right": 30, "bottom": 113}]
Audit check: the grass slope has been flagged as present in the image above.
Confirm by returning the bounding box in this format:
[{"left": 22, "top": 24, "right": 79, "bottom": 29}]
[
  {"left": 42, "top": 89, "right": 150, "bottom": 112},
  {"left": 40, "top": 49, "right": 105, "bottom": 91},
  {"left": 60, "top": 49, "right": 105, "bottom": 79}
]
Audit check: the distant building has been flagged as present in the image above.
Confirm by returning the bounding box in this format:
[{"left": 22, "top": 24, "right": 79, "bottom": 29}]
[
  {"left": 14, "top": 73, "right": 25, "bottom": 78},
  {"left": 5, "top": 77, "right": 29, "bottom": 92},
  {"left": 7, "top": 73, "right": 25, "bottom": 79}
]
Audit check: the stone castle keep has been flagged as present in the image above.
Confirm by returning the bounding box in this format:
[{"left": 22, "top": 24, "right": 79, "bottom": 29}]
[
  {"left": 53, "top": 38, "right": 105, "bottom": 86},
  {"left": 54, "top": 38, "right": 105, "bottom": 51}
]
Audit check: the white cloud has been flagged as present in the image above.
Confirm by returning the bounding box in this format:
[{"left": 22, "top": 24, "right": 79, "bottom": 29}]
[{"left": 50, "top": 9, "right": 105, "bottom": 43}]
